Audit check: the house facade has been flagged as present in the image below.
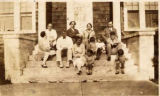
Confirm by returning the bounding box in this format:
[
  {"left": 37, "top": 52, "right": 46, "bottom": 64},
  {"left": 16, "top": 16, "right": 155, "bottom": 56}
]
[{"left": 0, "top": 1, "right": 159, "bottom": 82}]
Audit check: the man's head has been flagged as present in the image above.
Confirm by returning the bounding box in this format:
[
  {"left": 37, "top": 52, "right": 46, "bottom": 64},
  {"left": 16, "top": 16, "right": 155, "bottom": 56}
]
[
  {"left": 40, "top": 31, "right": 46, "bottom": 38},
  {"left": 87, "top": 23, "right": 92, "bottom": 30},
  {"left": 62, "top": 30, "right": 67, "bottom": 38},
  {"left": 69, "top": 21, "right": 76, "bottom": 28},
  {"left": 108, "top": 21, "right": 113, "bottom": 28},
  {"left": 118, "top": 49, "right": 124, "bottom": 56},
  {"left": 110, "top": 32, "right": 116, "bottom": 40},
  {"left": 47, "top": 23, "right": 53, "bottom": 30}
]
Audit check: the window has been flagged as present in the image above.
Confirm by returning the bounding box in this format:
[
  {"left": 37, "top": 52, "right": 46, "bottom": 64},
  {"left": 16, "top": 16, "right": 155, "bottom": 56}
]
[
  {"left": 20, "top": 2, "right": 32, "bottom": 30},
  {"left": 128, "top": 10, "right": 140, "bottom": 28},
  {"left": 124, "top": 2, "right": 140, "bottom": 29},
  {"left": 145, "top": 2, "right": 158, "bottom": 28},
  {"left": 0, "top": 2, "right": 14, "bottom": 32}
]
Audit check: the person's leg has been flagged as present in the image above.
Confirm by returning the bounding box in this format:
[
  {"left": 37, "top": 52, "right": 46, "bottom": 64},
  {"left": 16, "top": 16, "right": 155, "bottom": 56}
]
[
  {"left": 121, "top": 62, "right": 125, "bottom": 74},
  {"left": 41, "top": 52, "right": 49, "bottom": 68},
  {"left": 66, "top": 48, "right": 72, "bottom": 68},
  {"left": 115, "top": 62, "right": 120, "bottom": 74},
  {"left": 96, "top": 48, "right": 102, "bottom": 60},
  {"left": 56, "top": 49, "right": 63, "bottom": 68},
  {"left": 106, "top": 44, "right": 111, "bottom": 61},
  {"left": 77, "top": 64, "right": 82, "bottom": 75}
]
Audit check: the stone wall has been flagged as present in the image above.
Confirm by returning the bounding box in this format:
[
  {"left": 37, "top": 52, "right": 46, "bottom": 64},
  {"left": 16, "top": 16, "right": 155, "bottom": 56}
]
[
  {"left": 122, "top": 30, "right": 155, "bottom": 79},
  {"left": 3, "top": 33, "right": 37, "bottom": 82},
  {"left": 93, "top": 2, "right": 112, "bottom": 33}
]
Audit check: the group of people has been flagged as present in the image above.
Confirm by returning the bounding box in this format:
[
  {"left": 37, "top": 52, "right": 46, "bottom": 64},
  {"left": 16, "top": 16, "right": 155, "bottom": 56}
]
[{"left": 33, "top": 21, "right": 127, "bottom": 75}]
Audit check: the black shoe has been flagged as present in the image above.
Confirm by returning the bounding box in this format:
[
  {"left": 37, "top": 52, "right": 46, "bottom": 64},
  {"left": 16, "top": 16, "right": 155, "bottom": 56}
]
[
  {"left": 77, "top": 71, "right": 82, "bottom": 75},
  {"left": 115, "top": 71, "right": 119, "bottom": 74},
  {"left": 41, "top": 65, "right": 48, "bottom": 68},
  {"left": 107, "top": 56, "right": 111, "bottom": 61},
  {"left": 95, "top": 56, "right": 100, "bottom": 60},
  {"left": 121, "top": 70, "right": 125, "bottom": 74}
]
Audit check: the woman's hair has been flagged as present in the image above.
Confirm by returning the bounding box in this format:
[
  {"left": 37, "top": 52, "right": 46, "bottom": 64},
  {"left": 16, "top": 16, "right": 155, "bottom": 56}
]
[
  {"left": 87, "top": 23, "right": 92, "bottom": 28},
  {"left": 69, "top": 21, "right": 76, "bottom": 25},
  {"left": 40, "top": 31, "right": 46, "bottom": 37},
  {"left": 89, "top": 37, "right": 96, "bottom": 42}
]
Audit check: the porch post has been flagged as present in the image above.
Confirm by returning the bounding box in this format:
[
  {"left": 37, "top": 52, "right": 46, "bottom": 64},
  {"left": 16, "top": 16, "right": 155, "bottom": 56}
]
[
  {"left": 113, "top": 1, "right": 121, "bottom": 40},
  {"left": 139, "top": 1, "right": 146, "bottom": 30},
  {"left": 14, "top": 2, "right": 20, "bottom": 32},
  {"left": 38, "top": 2, "right": 46, "bottom": 40},
  {"left": 32, "top": 2, "right": 36, "bottom": 33}
]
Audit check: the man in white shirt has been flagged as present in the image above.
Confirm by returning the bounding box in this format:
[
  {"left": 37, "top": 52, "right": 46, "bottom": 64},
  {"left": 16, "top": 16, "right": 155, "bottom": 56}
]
[
  {"left": 106, "top": 32, "right": 122, "bottom": 61},
  {"left": 56, "top": 30, "right": 73, "bottom": 68}
]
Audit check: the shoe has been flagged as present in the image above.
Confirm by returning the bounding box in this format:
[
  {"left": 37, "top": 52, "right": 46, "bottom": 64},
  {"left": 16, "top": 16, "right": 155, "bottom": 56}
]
[
  {"left": 107, "top": 56, "right": 111, "bottom": 61},
  {"left": 41, "top": 65, "right": 48, "bottom": 68},
  {"left": 77, "top": 70, "right": 82, "bottom": 75},
  {"left": 115, "top": 71, "right": 119, "bottom": 74},
  {"left": 121, "top": 69, "right": 125, "bottom": 74},
  {"left": 95, "top": 56, "right": 100, "bottom": 60},
  {"left": 66, "top": 61, "right": 70, "bottom": 68},
  {"left": 59, "top": 62, "right": 64, "bottom": 68}
]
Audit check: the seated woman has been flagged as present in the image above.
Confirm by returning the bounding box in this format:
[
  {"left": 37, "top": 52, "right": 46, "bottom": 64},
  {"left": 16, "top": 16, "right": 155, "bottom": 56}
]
[
  {"left": 32, "top": 31, "right": 56, "bottom": 68},
  {"left": 72, "top": 36, "right": 86, "bottom": 75}
]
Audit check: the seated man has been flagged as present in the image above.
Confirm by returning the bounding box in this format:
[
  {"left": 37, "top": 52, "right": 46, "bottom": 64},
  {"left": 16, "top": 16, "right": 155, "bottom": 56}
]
[
  {"left": 56, "top": 30, "right": 73, "bottom": 68},
  {"left": 105, "top": 32, "right": 122, "bottom": 61},
  {"left": 32, "top": 31, "right": 56, "bottom": 68}
]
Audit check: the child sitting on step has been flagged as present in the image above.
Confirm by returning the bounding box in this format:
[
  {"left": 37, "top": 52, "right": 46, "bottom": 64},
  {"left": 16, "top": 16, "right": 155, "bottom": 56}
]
[
  {"left": 86, "top": 49, "right": 96, "bottom": 75},
  {"left": 115, "top": 49, "right": 127, "bottom": 74},
  {"left": 87, "top": 37, "right": 97, "bottom": 54},
  {"left": 95, "top": 34, "right": 105, "bottom": 60}
]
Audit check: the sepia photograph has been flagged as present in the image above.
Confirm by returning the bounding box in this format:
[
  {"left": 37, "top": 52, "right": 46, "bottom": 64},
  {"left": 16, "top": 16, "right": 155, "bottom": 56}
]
[{"left": 0, "top": 0, "right": 159, "bottom": 96}]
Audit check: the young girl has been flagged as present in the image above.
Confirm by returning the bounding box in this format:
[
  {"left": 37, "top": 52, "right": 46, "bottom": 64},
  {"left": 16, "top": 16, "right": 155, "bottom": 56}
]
[
  {"left": 86, "top": 49, "right": 96, "bottom": 75},
  {"left": 72, "top": 37, "right": 86, "bottom": 75},
  {"left": 96, "top": 34, "right": 105, "bottom": 60}
]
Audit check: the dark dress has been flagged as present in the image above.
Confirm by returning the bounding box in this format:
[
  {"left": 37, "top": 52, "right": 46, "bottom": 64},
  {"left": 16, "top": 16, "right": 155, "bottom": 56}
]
[{"left": 66, "top": 28, "right": 79, "bottom": 43}]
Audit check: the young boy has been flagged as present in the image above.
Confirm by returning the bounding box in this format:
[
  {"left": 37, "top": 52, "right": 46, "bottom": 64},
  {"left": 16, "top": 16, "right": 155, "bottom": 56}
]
[
  {"left": 86, "top": 49, "right": 96, "bottom": 75},
  {"left": 88, "top": 37, "right": 97, "bottom": 54},
  {"left": 115, "top": 49, "right": 127, "bottom": 74}
]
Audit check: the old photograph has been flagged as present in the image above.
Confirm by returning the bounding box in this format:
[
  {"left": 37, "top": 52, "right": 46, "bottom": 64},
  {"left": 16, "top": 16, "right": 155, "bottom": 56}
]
[{"left": 0, "top": 0, "right": 159, "bottom": 96}]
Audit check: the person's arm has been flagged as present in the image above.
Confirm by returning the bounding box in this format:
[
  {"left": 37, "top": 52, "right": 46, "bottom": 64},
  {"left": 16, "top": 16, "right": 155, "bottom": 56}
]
[
  {"left": 72, "top": 44, "right": 76, "bottom": 57},
  {"left": 54, "top": 30, "right": 57, "bottom": 40},
  {"left": 56, "top": 38, "right": 61, "bottom": 50},
  {"left": 82, "top": 44, "right": 85, "bottom": 56},
  {"left": 68, "top": 37, "right": 73, "bottom": 49}
]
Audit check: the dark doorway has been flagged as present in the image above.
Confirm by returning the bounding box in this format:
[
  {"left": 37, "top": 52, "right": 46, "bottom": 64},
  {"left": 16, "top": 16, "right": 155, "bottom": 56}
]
[
  {"left": 93, "top": 2, "right": 112, "bottom": 34},
  {"left": 46, "top": 2, "right": 67, "bottom": 37}
]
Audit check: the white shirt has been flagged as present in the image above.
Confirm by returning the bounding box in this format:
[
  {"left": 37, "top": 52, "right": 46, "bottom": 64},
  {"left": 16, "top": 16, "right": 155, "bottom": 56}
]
[
  {"left": 56, "top": 36, "right": 73, "bottom": 50},
  {"left": 46, "top": 29, "right": 57, "bottom": 42}
]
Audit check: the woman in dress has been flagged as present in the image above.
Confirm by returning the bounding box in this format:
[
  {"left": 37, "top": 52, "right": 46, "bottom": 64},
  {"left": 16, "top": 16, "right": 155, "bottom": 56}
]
[
  {"left": 72, "top": 36, "right": 86, "bottom": 75},
  {"left": 83, "top": 23, "right": 95, "bottom": 49}
]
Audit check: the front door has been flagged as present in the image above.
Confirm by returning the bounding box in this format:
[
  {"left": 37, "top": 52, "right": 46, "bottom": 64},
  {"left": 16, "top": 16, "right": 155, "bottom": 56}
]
[
  {"left": 93, "top": 2, "right": 112, "bottom": 33},
  {"left": 46, "top": 2, "right": 67, "bottom": 37}
]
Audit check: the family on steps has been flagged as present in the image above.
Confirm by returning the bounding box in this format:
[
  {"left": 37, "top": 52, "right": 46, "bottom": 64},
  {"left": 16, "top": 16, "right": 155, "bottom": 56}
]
[{"left": 33, "top": 21, "right": 127, "bottom": 75}]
